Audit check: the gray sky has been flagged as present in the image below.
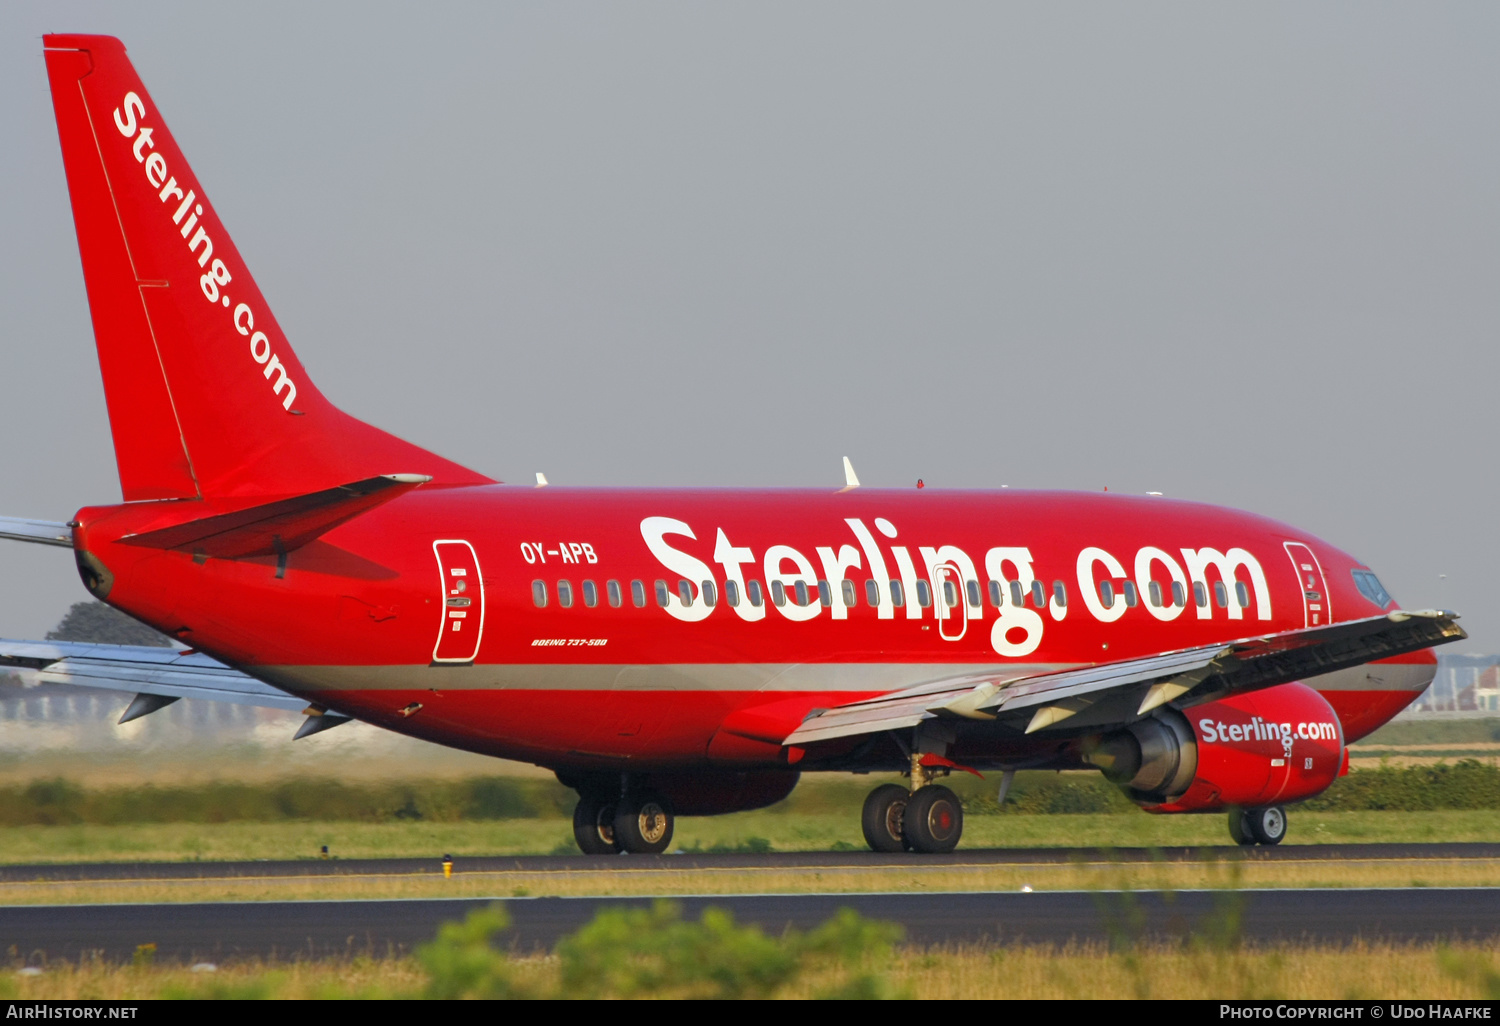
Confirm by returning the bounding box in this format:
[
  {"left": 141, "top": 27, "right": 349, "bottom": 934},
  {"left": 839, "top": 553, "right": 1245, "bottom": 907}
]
[{"left": 2, "top": 3, "right": 1497, "bottom": 647}]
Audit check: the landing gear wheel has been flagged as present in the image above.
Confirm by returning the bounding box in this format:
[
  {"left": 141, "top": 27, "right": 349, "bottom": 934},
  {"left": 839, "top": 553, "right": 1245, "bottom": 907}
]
[
  {"left": 902, "top": 785, "right": 964, "bottom": 854},
  {"left": 572, "top": 794, "right": 620, "bottom": 855},
  {"left": 1227, "top": 807, "right": 1254, "bottom": 846},
  {"left": 1247, "top": 805, "right": 1287, "bottom": 846},
  {"left": 861, "top": 784, "right": 910, "bottom": 853},
  {"left": 613, "top": 792, "right": 674, "bottom": 854}
]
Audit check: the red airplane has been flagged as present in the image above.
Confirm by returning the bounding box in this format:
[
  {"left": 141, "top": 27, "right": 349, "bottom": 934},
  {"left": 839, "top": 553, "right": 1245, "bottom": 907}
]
[{"left": 0, "top": 35, "right": 1464, "bottom": 856}]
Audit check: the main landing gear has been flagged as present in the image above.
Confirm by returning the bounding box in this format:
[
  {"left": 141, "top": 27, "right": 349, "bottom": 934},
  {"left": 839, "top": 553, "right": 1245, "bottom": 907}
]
[
  {"left": 1228, "top": 805, "right": 1287, "bottom": 846},
  {"left": 861, "top": 756, "right": 965, "bottom": 854},
  {"left": 573, "top": 789, "right": 675, "bottom": 855}
]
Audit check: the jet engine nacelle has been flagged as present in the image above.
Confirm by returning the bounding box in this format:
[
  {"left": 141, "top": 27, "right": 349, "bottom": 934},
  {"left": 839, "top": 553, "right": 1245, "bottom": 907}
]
[{"left": 1088, "top": 682, "right": 1345, "bottom": 812}]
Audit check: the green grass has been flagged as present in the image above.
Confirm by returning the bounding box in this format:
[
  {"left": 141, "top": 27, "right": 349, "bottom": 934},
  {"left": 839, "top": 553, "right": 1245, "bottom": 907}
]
[{"left": 0, "top": 809, "right": 1493, "bottom": 863}]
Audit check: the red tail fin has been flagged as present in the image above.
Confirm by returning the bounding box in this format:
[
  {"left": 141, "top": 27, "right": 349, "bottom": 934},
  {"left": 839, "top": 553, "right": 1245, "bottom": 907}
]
[{"left": 43, "top": 35, "right": 492, "bottom": 500}]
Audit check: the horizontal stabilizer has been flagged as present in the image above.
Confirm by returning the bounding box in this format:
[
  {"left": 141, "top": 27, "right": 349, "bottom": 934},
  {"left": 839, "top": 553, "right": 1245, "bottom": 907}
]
[
  {"left": 120, "top": 474, "right": 430, "bottom": 558},
  {"left": 0, "top": 518, "right": 73, "bottom": 548},
  {"left": 0, "top": 639, "right": 307, "bottom": 712}
]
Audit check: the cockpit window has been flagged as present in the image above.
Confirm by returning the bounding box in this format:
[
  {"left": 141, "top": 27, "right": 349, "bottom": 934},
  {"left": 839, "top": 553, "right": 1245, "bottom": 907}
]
[{"left": 1352, "top": 569, "right": 1393, "bottom": 608}]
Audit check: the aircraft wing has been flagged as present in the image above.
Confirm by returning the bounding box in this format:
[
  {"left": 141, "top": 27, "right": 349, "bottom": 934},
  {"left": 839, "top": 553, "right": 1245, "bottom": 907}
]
[
  {"left": 784, "top": 609, "right": 1465, "bottom": 747},
  {"left": 0, "top": 639, "right": 322, "bottom": 729}
]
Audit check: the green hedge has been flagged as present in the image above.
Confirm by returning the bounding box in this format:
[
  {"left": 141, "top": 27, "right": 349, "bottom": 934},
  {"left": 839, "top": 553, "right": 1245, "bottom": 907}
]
[
  {"left": 0, "top": 762, "right": 1494, "bottom": 825},
  {"left": 1301, "top": 760, "right": 1500, "bottom": 811},
  {"left": 0, "top": 777, "right": 575, "bottom": 826}
]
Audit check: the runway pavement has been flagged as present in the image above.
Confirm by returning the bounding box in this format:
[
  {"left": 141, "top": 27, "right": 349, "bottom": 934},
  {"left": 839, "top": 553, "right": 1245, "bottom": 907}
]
[
  {"left": 0, "top": 842, "right": 1494, "bottom": 882},
  {"left": 2, "top": 888, "right": 1498, "bottom": 962}
]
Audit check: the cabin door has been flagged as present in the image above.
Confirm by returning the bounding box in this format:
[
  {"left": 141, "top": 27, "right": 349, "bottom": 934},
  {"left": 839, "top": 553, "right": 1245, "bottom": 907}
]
[
  {"left": 1283, "top": 542, "right": 1330, "bottom": 629},
  {"left": 432, "top": 540, "right": 485, "bottom": 664}
]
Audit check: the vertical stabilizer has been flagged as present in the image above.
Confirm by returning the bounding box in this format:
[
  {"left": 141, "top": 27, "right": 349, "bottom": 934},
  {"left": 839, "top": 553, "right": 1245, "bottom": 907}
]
[{"left": 43, "top": 35, "right": 492, "bottom": 499}]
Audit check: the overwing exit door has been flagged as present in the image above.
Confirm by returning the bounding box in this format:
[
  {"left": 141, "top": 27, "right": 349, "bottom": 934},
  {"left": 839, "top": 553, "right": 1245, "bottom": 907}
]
[
  {"left": 934, "top": 563, "right": 968, "bottom": 642},
  {"left": 433, "top": 540, "right": 485, "bottom": 664},
  {"left": 1283, "top": 542, "right": 1330, "bottom": 629}
]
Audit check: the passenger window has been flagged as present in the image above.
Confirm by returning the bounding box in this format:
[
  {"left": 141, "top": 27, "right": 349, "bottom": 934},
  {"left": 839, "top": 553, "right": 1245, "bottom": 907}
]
[
  {"left": 582, "top": 580, "right": 598, "bottom": 608},
  {"left": 989, "top": 580, "right": 1003, "bottom": 607},
  {"left": 1013, "top": 581, "right": 1027, "bottom": 607},
  {"left": 916, "top": 580, "right": 932, "bottom": 608},
  {"left": 1148, "top": 581, "right": 1162, "bottom": 608},
  {"left": 1214, "top": 581, "right": 1228, "bottom": 608},
  {"left": 1030, "top": 580, "right": 1046, "bottom": 608},
  {"left": 771, "top": 581, "right": 787, "bottom": 607},
  {"left": 865, "top": 579, "right": 880, "bottom": 607},
  {"left": 1052, "top": 581, "right": 1067, "bottom": 607},
  {"left": 817, "top": 580, "right": 832, "bottom": 607},
  {"left": 1124, "top": 581, "right": 1139, "bottom": 608},
  {"left": 673, "top": 580, "right": 691, "bottom": 607},
  {"left": 794, "top": 581, "right": 810, "bottom": 607},
  {"left": 531, "top": 580, "right": 547, "bottom": 608},
  {"left": 1235, "top": 581, "right": 1250, "bottom": 609},
  {"left": 890, "top": 580, "right": 905, "bottom": 607},
  {"left": 1194, "top": 582, "right": 1208, "bottom": 608},
  {"left": 557, "top": 580, "right": 574, "bottom": 608},
  {"left": 748, "top": 580, "right": 764, "bottom": 607},
  {"left": 942, "top": 580, "right": 957, "bottom": 607},
  {"left": 703, "top": 580, "right": 717, "bottom": 607},
  {"left": 725, "top": 580, "right": 740, "bottom": 607},
  {"left": 631, "top": 580, "right": 646, "bottom": 608},
  {"left": 842, "top": 580, "right": 857, "bottom": 608},
  {"left": 655, "top": 580, "right": 670, "bottom": 608},
  {"left": 1172, "top": 581, "right": 1186, "bottom": 607},
  {"left": 967, "top": 580, "right": 982, "bottom": 608},
  {"left": 1099, "top": 580, "right": 1115, "bottom": 608},
  {"left": 607, "top": 580, "right": 623, "bottom": 608}
]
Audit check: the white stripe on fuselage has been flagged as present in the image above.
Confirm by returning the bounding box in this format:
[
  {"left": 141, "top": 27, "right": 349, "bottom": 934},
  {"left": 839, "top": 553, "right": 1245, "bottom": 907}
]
[{"left": 257, "top": 659, "right": 1433, "bottom": 697}]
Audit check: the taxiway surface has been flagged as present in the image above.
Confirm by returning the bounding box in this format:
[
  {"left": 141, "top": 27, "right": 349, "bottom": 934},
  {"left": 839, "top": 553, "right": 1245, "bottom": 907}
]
[
  {"left": 3, "top": 888, "right": 1497, "bottom": 962},
  {"left": 0, "top": 843, "right": 1492, "bottom": 882}
]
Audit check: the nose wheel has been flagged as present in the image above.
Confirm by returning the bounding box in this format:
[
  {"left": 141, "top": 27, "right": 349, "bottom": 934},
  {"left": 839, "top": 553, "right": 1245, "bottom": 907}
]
[{"left": 1228, "top": 805, "right": 1287, "bottom": 846}]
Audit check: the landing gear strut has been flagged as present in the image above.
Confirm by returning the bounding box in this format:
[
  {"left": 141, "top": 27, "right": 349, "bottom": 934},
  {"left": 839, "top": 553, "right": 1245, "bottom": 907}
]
[
  {"left": 861, "top": 752, "right": 965, "bottom": 855},
  {"left": 1228, "top": 805, "right": 1287, "bottom": 846}
]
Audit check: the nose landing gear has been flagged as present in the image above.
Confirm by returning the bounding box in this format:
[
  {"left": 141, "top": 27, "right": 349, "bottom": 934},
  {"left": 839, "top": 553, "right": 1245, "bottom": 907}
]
[{"left": 1228, "top": 805, "right": 1287, "bottom": 846}]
